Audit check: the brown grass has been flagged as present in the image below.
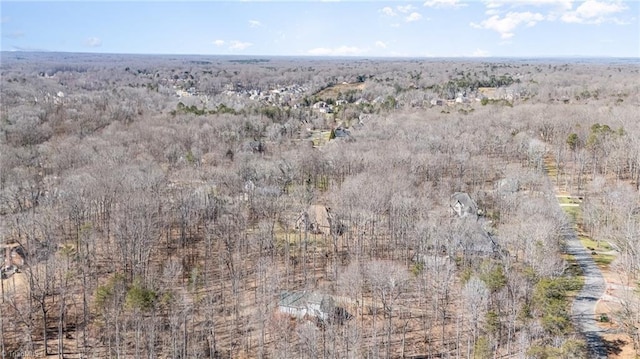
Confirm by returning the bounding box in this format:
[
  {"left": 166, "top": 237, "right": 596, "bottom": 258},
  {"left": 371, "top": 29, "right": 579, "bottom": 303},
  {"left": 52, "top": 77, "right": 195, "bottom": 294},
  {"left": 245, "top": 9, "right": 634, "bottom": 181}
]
[{"left": 314, "top": 82, "right": 366, "bottom": 100}]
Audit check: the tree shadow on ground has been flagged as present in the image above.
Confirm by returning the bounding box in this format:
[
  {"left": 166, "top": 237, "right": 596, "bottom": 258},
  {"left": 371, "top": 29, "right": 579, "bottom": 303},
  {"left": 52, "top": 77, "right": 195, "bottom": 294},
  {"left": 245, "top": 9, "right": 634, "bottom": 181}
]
[{"left": 602, "top": 338, "right": 626, "bottom": 356}]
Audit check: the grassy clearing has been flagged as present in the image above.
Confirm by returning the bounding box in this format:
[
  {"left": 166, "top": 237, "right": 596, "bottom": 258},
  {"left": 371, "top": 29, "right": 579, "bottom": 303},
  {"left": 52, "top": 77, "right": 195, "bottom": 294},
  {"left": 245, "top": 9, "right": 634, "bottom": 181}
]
[
  {"left": 561, "top": 205, "right": 581, "bottom": 224},
  {"left": 314, "top": 82, "right": 365, "bottom": 100},
  {"left": 579, "top": 236, "right": 613, "bottom": 251},
  {"left": 578, "top": 235, "right": 615, "bottom": 269},
  {"left": 310, "top": 130, "right": 332, "bottom": 147},
  {"left": 593, "top": 254, "right": 615, "bottom": 268}
]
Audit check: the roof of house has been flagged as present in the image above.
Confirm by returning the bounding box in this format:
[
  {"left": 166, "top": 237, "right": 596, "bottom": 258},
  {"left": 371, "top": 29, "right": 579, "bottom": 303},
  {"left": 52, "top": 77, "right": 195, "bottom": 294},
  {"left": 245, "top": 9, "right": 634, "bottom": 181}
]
[
  {"left": 334, "top": 127, "right": 351, "bottom": 138},
  {"left": 279, "top": 291, "right": 309, "bottom": 308},
  {"left": 279, "top": 291, "right": 334, "bottom": 311},
  {"left": 279, "top": 291, "right": 354, "bottom": 323},
  {"left": 296, "top": 205, "right": 332, "bottom": 234},
  {"left": 451, "top": 192, "right": 478, "bottom": 215},
  {"left": 280, "top": 291, "right": 324, "bottom": 305}
]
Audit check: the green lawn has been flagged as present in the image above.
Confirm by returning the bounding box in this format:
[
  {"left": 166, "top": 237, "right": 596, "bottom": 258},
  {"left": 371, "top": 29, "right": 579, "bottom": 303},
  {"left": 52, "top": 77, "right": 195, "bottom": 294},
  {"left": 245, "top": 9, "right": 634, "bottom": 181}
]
[
  {"left": 561, "top": 205, "right": 581, "bottom": 224},
  {"left": 593, "top": 254, "right": 615, "bottom": 267},
  {"left": 579, "top": 236, "right": 613, "bottom": 251},
  {"left": 311, "top": 130, "right": 333, "bottom": 147},
  {"left": 557, "top": 198, "right": 615, "bottom": 270},
  {"left": 578, "top": 235, "right": 615, "bottom": 268}
]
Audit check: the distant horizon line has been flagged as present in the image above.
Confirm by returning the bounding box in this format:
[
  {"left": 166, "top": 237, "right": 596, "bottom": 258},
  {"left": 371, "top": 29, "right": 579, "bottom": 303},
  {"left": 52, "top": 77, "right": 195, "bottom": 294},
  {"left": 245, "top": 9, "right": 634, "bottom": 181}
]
[{"left": 2, "top": 50, "right": 639, "bottom": 61}]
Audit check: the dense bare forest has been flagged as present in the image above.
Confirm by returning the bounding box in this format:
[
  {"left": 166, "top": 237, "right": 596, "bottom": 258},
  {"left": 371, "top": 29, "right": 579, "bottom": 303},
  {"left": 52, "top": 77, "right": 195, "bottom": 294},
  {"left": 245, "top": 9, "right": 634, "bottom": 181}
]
[{"left": 1, "top": 52, "right": 639, "bottom": 358}]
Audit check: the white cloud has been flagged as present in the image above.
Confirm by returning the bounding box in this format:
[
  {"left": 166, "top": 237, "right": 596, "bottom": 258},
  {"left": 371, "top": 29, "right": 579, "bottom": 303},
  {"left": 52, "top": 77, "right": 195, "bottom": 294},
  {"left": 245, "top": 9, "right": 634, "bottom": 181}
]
[
  {"left": 561, "top": 0, "right": 627, "bottom": 24},
  {"left": 213, "top": 39, "right": 225, "bottom": 46},
  {"left": 249, "top": 20, "right": 262, "bottom": 28},
  {"left": 612, "top": 17, "right": 631, "bottom": 25},
  {"left": 471, "top": 48, "right": 490, "bottom": 57},
  {"left": 559, "top": 12, "right": 580, "bottom": 23},
  {"left": 479, "top": 0, "right": 629, "bottom": 26},
  {"left": 424, "top": 0, "right": 467, "bottom": 8},
  {"left": 510, "top": 0, "right": 572, "bottom": 8},
  {"left": 375, "top": 41, "right": 387, "bottom": 49},
  {"left": 482, "top": 0, "right": 572, "bottom": 11},
  {"left": 307, "top": 46, "right": 366, "bottom": 56},
  {"left": 11, "top": 45, "right": 48, "bottom": 52},
  {"left": 2, "top": 31, "right": 24, "bottom": 39},
  {"left": 397, "top": 4, "right": 416, "bottom": 13},
  {"left": 84, "top": 37, "right": 102, "bottom": 47},
  {"left": 405, "top": 12, "right": 423, "bottom": 22},
  {"left": 229, "top": 40, "right": 253, "bottom": 51},
  {"left": 525, "top": 0, "right": 573, "bottom": 9},
  {"left": 380, "top": 6, "right": 397, "bottom": 16},
  {"left": 484, "top": 1, "right": 504, "bottom": 9},
  {"left": 471, "top": 11, "right": 544, "bottom": 38}
]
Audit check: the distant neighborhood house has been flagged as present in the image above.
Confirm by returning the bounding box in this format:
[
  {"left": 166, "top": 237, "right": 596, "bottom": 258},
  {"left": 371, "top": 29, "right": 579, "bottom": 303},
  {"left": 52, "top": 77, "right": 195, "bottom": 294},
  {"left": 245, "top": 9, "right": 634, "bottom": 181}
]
[{"left": 312, "top": 101, "right": 333, "bottom": 113}]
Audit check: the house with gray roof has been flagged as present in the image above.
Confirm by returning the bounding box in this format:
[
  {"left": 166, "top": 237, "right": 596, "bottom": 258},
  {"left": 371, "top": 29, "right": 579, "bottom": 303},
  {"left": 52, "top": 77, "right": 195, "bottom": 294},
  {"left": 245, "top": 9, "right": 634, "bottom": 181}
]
[
  {"left": 278, "top": 291, "right": 351, "bottom": 324},
  {"left": 278, "top": 291, "right": 335, "bottom": 321},
  {"left": 451, "top": 192, "right": 478, "bottom": 219}
]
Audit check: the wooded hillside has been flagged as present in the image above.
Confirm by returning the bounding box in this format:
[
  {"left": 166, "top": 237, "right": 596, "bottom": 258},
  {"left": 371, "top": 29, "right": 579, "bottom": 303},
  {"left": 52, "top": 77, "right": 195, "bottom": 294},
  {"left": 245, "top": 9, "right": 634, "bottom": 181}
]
[{"left": 1, "top": 53, "right": 639, "bottom": 358}]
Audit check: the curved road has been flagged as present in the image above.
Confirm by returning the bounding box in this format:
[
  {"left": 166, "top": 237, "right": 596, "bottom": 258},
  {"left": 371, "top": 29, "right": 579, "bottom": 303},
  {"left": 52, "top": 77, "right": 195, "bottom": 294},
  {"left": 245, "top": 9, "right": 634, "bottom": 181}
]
[{"left": 560, "top": 201, "right": 608, "bottom": 358}]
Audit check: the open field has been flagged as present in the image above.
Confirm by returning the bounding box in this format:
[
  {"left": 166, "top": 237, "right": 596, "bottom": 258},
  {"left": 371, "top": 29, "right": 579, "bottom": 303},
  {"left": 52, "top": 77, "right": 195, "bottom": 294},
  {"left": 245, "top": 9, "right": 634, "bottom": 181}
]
[{"left": 313, "top": 82, "right": 366, "bottom": 101}]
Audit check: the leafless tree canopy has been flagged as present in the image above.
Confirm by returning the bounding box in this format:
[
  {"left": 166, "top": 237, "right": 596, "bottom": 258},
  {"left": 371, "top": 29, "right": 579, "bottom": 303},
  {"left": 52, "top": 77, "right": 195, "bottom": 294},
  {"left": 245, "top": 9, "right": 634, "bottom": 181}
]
[{"left": 1, "top": 52, "right": 639, "bottom": 358}]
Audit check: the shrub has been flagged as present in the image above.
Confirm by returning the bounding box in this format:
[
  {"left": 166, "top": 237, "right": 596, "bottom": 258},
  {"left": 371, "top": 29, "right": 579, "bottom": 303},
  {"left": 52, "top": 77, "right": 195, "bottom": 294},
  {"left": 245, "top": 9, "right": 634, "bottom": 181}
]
[{"left": 125, "top": 280, "right": 157, "bottom": 311}]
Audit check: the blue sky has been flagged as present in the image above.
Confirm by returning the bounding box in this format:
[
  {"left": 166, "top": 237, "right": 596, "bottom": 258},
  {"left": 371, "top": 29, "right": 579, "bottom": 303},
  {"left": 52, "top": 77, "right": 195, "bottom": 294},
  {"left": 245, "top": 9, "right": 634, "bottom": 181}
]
[{"left": 1, "top": 0, "right": 638, "bottom": 57}]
